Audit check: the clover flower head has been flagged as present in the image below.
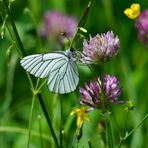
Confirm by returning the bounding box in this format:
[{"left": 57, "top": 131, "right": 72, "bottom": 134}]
[
  {"left": 124, "top": 3, "right": 140, "bottom": 19},
  {"left": 135, "top": 10, "right": 148, "bottom": 46},
  {"left": 80, "top": 74, "right": 123, "bottom": 111},
  {"left": 81, "top": 31, "right": 120, "bottom": 64},
  {"left": 103, "top": 74, "right": 123, "bottom": 103},
  {"left": 41, "top": 11, "right": 77, "bottom": 42}
]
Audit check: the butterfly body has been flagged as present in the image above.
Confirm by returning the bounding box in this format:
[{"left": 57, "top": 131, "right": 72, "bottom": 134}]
[{"left": 20, "top": 49, "right": 79, "bottom": 94}]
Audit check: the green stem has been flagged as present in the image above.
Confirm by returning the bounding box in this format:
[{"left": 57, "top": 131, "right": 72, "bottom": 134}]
[
  {"left": 27, "top": 79, "right": 40, "bottom": 148},
  {"left": 88, "top": 140, "right": 92, "bottom": 148},
  {"left": 3, "top": 0, "right": 26, "bottom": 57},
  {"left": 0, "top": 13, "right": 8, "bottom": 39},
  {"left": 25, "top": 72, "right": 34, "bottom": 90},
  {"left": 109, "top": 105, "right": 120, "bottom": 135},
  {"left": 123, "top": 112, "right": 148, "bottom": 140},
  {"left": 38, "top": 115, "right": 44, "bottom": 148},
  {"left": 118, "top": 110, "right": 129, "bottom": 148},
  {"left": 2, "top": 1, "right": 59, "bottom": 147},
  {"left": 37, "top": 94, "right": 59, "bottom": 148},
  {"left": 1, "top": 52, "right": 18, "bottom": 117},
  {"left": 37, "top": 79, "right": 47, "bottom": 92},
  {"left": 60, "top": 95, "right": 63, "bottom": 148},
  {"left": 100, "top": 64, "right": 114, "bottom": 148},
  {"left": 106, "top": 119, "right": 114, "bottom": 148},
  {"left": 70, "top": 1, "right": 91, "bottom": 48},
  {"left": 27, "top": 95, "right": 36, "bottom": 148}
]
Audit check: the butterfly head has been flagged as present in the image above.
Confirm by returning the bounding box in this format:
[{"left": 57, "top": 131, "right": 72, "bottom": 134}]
[{"left": 65, "top": 48, "right": 77, "bottom": 61}]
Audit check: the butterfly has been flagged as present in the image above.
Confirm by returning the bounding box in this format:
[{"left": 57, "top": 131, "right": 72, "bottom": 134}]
[{"left": 20, "top": 48, "right": 79, "bottom": 94}]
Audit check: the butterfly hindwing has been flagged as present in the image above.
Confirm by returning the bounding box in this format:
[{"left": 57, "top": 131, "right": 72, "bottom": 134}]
[
  {"left": 20, "top": 51, "right": 79, "bottom": 94},
  {"left": 47, "top": 56, "right": 79, "bottom": 94}
]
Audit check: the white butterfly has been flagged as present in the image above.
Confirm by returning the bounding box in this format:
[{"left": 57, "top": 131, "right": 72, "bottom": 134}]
[{"left": 20, "top": 49, "right": 79, "bottom": 94}]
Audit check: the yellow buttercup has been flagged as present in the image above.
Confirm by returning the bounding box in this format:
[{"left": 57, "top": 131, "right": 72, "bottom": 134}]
[{"left": 124, "top": 3, "right": 140, "bottom": 19}]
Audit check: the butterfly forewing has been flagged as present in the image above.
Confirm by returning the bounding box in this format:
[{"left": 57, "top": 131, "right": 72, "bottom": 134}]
[{"left": 20, "top": 51, "right": 79, "bottom": 94}]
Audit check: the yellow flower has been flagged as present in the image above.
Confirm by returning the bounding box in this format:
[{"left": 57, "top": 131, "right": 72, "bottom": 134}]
[
  {"left": 124, "top": 3, "right": 140, "bottom": 19},
  {"left": 70, "top": 106, "right": 90, "bottom": 128}
]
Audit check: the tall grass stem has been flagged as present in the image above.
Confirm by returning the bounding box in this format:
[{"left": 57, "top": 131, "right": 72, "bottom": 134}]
[{"left": 27, "top": 95, "right": 36, "bottom": 148}]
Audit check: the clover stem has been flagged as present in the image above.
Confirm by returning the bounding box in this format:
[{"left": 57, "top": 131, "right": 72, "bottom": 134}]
[{"left": 100, "top": 63, "right": 114, "bottom": 148}]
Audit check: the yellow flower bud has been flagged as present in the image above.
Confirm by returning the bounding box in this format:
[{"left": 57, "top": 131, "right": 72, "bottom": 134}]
[{"left": 124, "top": 3, "right": 140, "bottom": 19}]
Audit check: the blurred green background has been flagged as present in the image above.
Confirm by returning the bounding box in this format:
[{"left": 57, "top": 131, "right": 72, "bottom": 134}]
[{"left": 0, "top": 0, "right": 148, "bottom": 147}]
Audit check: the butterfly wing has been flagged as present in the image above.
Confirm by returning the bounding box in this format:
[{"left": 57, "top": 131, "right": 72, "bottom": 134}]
[
  {"left": 47, "top": 58, "right": 79, "bottom": 94},
  {"left": 20, "top": 52, "right": 79, "bottom": 94},
  {"left": 20, "top": 53, "right": 68, "bottom": 78}
]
